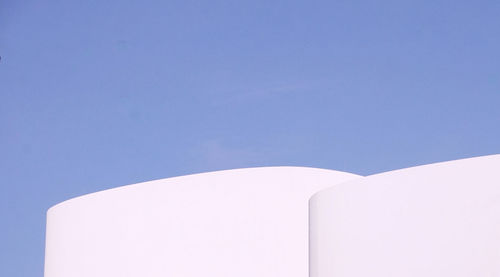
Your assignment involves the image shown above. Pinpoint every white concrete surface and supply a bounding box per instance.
[310,155,500,277]
[44,166,360,277]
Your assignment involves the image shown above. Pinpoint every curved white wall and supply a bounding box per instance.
[44,167,360,277]
[310,155,500,277]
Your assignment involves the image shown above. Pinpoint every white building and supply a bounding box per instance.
[44,167,359,277]
[45,155,500,277]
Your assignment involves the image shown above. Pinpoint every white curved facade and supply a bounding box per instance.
[45,155,500,277]
[44,167,360,277]
[310,155,500,277]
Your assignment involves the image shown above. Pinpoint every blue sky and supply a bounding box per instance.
[1,0,499,276]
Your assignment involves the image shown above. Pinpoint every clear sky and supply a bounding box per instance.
[1,0,499,276]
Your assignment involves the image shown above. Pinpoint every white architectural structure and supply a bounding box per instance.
[310,154,500,277]
[45,155,500,277]
[44,167,360,277]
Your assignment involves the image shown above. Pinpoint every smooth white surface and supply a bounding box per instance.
[44,166,360,277]
[310,155,500,277]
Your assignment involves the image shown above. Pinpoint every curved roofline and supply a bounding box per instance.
[48,165,360,214]
[309,153,500,202]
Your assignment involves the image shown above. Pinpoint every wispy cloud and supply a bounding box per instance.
[207,82,313,107]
